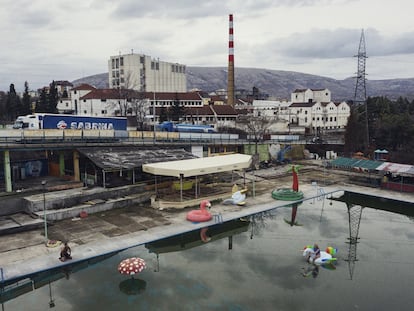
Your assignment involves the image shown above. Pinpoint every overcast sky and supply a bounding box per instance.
[1,0,414,92]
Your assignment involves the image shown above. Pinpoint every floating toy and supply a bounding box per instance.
[223,185,248,206]
[272,165,304,201]
[186,200,212,222]
[303,245,338,265]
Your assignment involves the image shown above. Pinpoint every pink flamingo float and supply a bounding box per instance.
[186,200,212,222]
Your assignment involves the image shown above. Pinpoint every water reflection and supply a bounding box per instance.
[145,219,250,255]
[283,202,303,226]
[119,278,146,295]
[248,209,277,239]
[48,281,55,308]
[2,191,414,310]
[331,191,414,280]
[0,252,118,305]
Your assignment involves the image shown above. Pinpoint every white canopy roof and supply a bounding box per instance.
[142,153,252,178]
[376,162,414,176]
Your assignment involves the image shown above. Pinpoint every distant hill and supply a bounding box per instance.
[72,67,414,102]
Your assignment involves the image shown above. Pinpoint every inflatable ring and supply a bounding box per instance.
[46,240,62,248]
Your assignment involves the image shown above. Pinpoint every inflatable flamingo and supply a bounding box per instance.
[186,200,212,222]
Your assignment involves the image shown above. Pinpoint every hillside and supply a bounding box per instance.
[72,67,414,102]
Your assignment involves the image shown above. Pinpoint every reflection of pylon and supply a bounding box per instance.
[345,202,363,280]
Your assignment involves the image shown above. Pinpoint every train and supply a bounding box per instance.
[156,121,216,133]
[12,114,127,131]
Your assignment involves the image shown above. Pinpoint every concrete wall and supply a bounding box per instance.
[24,183,148,213]
[0,196,26,216]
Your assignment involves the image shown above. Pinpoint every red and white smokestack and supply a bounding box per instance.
[227,14,235,106]
[228,14,234,63]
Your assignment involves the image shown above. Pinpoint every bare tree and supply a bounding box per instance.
[109,72,145,121]
[239,114,272,154]
[129,91,150,130]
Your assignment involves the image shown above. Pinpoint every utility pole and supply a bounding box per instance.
[354,29,369,152]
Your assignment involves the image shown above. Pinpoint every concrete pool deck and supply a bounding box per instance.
[1,169,413,285]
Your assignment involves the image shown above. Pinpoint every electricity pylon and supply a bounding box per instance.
[354,29,369,151]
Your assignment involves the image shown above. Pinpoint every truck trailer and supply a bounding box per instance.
[13,114,127,130]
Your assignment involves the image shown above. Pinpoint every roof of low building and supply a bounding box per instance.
[77,147,197,171]
[71,84,96,91]
[211,105,238,115]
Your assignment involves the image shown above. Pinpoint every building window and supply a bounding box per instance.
[120,57,123,66]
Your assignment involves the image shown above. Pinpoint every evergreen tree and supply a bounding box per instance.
[36,88,48,112]
[21,81,32,115]
[6,84,21,121]
[159,106,168,123]
[345,96,414,163]
[171,93,184,122]
[0,91,7,123]
[48,81,59,113]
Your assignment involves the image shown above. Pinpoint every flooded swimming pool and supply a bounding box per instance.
[2,192,414,310]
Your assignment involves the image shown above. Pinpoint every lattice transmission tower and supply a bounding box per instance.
[354,29,369,150]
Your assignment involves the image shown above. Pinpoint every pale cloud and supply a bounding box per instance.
[1,0,413,91]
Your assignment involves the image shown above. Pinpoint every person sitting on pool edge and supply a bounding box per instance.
[306,243,321,263]
[59,242,72,262]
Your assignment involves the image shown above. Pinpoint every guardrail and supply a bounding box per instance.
[0,129,343,146]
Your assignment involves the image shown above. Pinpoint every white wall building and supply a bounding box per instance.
[250,89,350,134]
[57,84,97,115]
[291,88,331,103]
[289,101,350,130]
[252,100,290,119]
[108,53,187,93]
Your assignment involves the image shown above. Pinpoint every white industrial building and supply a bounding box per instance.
[108,53,187,92]
[291,88,331,103]
[250,88,350,134]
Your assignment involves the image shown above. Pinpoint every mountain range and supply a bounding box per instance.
[72,67,414,102]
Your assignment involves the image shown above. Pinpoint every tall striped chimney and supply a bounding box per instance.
[227,14,235,106]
